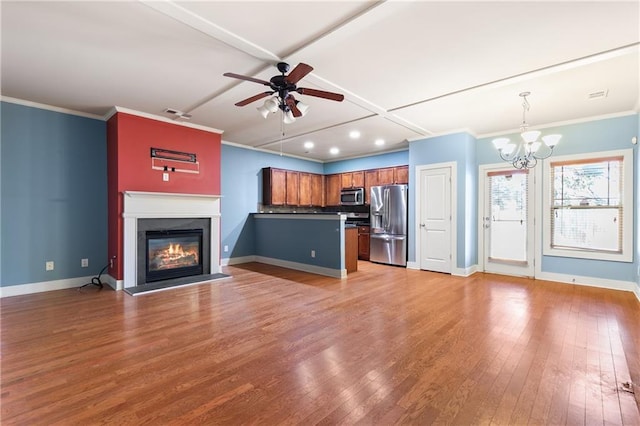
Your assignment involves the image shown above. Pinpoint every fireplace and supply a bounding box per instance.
[136,217,211,286]
[121,191,221,290]
[146,229,203,282]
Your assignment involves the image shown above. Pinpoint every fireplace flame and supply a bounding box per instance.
[151,242,199,270]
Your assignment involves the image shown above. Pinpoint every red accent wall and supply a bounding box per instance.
[107,112,222,280]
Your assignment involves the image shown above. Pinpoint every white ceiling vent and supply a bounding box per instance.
[163,108,192,120]
[587,89,609,100]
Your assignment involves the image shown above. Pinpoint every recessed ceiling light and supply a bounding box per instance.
[304,141,314,149]
[375,139,385,146]
[330,147,340,155]
[349,130,361,139]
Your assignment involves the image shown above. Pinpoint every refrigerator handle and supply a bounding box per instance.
[384,188,390,229]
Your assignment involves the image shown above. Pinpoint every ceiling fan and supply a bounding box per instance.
[223,62,344,118]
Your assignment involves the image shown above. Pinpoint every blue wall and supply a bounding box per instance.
[220,144,323,260]
[1,102,107,287]
[254,216,343,270]
[409,132,477,268]
[323,150,409,174]
[477,113,639,283]
[4,100,638,295]
[220,146,409,262]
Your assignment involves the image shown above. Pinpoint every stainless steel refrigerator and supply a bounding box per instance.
[370,184,408,266]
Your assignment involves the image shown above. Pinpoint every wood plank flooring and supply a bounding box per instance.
[1,261,639,425]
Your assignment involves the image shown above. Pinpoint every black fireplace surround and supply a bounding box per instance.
[137,218,211,285]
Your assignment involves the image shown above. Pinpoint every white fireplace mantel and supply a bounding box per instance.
[121,191,221,289]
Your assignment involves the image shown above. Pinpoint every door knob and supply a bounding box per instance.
[420,223,426,228]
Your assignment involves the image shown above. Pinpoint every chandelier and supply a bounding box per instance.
[256,95,309,124]
[492,92,561,169]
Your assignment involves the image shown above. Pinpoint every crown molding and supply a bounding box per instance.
[477,110,639,140]
[105,106,224,134]
[1,96,104,120]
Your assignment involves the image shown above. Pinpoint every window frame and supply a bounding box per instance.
[542,148,633,262]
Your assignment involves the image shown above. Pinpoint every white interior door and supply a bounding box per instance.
[419,167,451,273]
[480,167,534,277]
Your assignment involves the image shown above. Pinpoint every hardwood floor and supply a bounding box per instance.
[1,261,639,425]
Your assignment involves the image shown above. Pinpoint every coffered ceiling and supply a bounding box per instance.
[2,1,638,161]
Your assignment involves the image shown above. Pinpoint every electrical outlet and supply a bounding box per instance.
[81,258,89,268]
[224,245,229,253]
[311,250,316,258]
[45,261,54,271]
[163,172,169,182]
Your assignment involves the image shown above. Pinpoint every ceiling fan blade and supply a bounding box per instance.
[223,72,271,86]
[297,87,344,102]
[235,91,273,107]
[285,63,313,85]
[285,95,302,118]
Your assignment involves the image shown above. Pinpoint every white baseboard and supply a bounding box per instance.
[634,284,640,304]
[254,256,346,279]
[102,274,121,291]
[221,255,257,266]
[406,261,477,277]
[535,270,636,294]
[453,264,477,277]
[0,275,97,298]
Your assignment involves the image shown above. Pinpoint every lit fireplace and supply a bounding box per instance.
[145,229,203,282]
[136,217,211,285]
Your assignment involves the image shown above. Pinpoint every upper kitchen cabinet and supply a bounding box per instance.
[341,171,365,189]
[262,167,287,205]
[299,172,325,207]
[364,169,379,205]
[311,173,324,206]
[263,167,324,207]
[286,170,299,206]
[325,174,341,206]
[378,166,408,185]
[394,166,408,184]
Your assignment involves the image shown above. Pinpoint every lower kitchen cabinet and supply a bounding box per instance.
[357,225,370,260]
[345,227,358,273]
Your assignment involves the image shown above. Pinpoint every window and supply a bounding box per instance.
[543,149,632,262]
[488,169,529,263]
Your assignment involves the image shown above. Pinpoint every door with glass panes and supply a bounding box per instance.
[480,167,534,277]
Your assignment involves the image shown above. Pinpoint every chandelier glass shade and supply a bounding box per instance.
[257,96,309,123]
[492,92,561,169]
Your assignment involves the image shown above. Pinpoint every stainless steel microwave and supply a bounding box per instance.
[340,187,365,205]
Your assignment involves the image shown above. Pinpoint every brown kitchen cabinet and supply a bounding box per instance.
[377,167,395,185]
[364,169,379,205]
[286,170,299,205]
[376,166,408,186]
[341,171,365,189]
[298,172,312,206]
[394,165,408,184]
[357,225,370,260]
[262,167,287,205]
[325,174,341,206]
[311,173,324,206]
[345,227,358,273]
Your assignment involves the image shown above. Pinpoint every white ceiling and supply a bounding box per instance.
[2,1,639,162]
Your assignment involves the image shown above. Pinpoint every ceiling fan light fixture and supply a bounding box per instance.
[283,109,296,124]
[265,97,279,113]
[296,100,310,116]
[257,104,270,119]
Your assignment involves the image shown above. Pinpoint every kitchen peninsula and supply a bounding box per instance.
[252,213,357,278]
